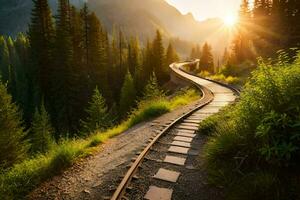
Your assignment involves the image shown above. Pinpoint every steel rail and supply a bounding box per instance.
[110,61,236,200]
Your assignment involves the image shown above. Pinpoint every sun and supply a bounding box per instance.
[223,14,238,27]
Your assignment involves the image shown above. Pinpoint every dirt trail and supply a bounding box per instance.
[28,98,202,200]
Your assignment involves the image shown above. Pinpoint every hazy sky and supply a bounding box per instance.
[165,0,244,21]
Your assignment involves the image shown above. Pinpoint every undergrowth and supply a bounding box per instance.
[201,52,300,200]
[0,88,200,199]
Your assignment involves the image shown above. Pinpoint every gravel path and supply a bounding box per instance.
[28,95,202,200]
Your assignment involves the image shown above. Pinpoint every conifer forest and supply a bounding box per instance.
[0,0,300,199]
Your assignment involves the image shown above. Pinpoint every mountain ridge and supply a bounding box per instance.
[0,0,230,56]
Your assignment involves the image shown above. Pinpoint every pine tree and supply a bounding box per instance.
[80,3,90,68]
[190,47,196,59]
[52,0,78,134]
[111,28,127,103]
[127,37,141,77]
[195,44,201,59]
[222,47,230,64]
[0,36,10,82]
[143,73,164,100]
[6,37,19,100]
[31,101,54,154]
[120,72,136,117]
[28,0,55,98]
[190,44,201,59]
[81,87,111,134]
[14,34,30,120]
[142,40,153,83]
[0,81,28,169]
[165,42,179,66]
[199,42,214,73]
[152,30,167,84]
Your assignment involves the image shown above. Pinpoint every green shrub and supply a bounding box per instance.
[0,88,200,199]
[203,52,300,199]
[198,106,232,136]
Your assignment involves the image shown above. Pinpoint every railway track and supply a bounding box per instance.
[110,61,238,200]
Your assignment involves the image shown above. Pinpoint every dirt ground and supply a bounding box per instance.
[28,97,202,200]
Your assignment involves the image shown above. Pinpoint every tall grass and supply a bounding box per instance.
[0,88,200,199]
[201,52,300,200]
[198,70,241,85]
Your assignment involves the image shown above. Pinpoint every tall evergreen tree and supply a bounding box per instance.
[31,101,54,154]
[80,3,90,68]
[0,36,10,82]
[52,0,78,134]
[165,42,179,66]
[127,37,141,77]
[143,73,164,100]
[81,87,111,134]
[152,30,167,84]
[199,42,214,73]
[142,40,153,83]
[14,34,30,120]
[28,0,55,100]
[6,37,19,99]
[0,81,28,169]
[222,47,230,65]
[190,44,201,59]
[119,72,136,117]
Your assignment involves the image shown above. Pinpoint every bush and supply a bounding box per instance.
[0,88,200,199]
[198,106,231,136]
[203,52,300,199]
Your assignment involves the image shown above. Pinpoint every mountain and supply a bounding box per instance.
[0,0,83,36]
[0,0,232,56]
[88,0,232,56]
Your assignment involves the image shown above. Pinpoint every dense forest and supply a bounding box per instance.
[0,0,180,170]
[229,0,300,62]
[188,0,300,84]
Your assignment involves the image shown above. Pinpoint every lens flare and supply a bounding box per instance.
[223,14,238,27]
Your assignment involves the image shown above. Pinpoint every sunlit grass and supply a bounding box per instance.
[199,70,241,85]
[0,88,200,199]
[202,52,300,199]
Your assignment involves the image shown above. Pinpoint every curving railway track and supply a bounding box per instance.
[111,61,239,200]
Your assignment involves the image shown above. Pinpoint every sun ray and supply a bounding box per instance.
[223,14,238,27]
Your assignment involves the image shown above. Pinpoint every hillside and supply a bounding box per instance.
[0,0,231,55]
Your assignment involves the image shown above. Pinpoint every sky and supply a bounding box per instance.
[165,0,244,21]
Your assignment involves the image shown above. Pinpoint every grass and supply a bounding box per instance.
[198,71,241,86]
[200,52,300,200]
[0,88,200,199]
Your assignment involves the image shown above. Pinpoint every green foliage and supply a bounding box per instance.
[127,99,170,128]
[31,102,54,154]
[0,139,87,199]
[198,107,232,136]
[0,88,199,199]
[81,87,111,134]
[143,74,165,100]
[127,88,199,128]
[0,36,10,82]
[203,52,300,199]
[152,30,168,84]
[198,70,240,85]
[168,89,199,109]
[0,81,28,169]
[165,42,179,66]
[120,72,137,117]
[199,42,214,73]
